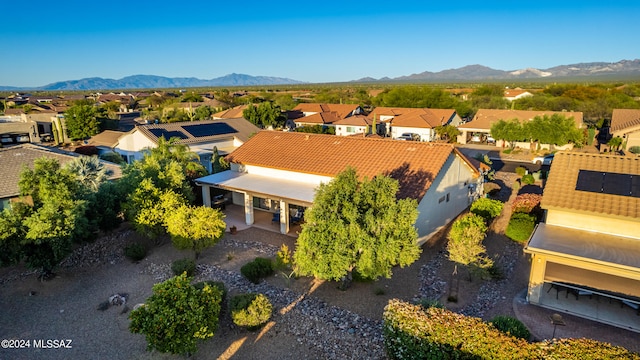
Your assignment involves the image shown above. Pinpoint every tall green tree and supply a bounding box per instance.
[64,101,100,140]
[18,158,89,277]
[447,213,492,280]
[166,205,226,259]
[211,146,229,174]
[243,102,286,128]
[490,118,525,149]
[129,273,223,356]
[293,168,421,288]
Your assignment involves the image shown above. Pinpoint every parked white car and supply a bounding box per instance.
[532,153,555,165]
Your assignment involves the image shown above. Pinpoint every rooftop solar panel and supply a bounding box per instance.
[148,129,188,140]
[576,170,640,198]
[182,123,237,138]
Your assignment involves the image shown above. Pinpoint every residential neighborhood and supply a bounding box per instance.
[1,83,640,359]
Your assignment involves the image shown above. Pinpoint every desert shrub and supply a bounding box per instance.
[129,273,223,355]
[273,244,292,271]
[230,293,272,330]
[505,213,536,243]
[240,257,274,284]
[521,174,535,185]
[171,258,196,277]
[629,146,640,154]
[194,281,226,300]
[512,193,542,214]
[99,151,126,165]
[470,198,504,222]
[488,263,504,280]
[483,181,501,196]
[124,242,147,262]
[490,315,531,340]
[515,166,527,176]
[502,148,512,154]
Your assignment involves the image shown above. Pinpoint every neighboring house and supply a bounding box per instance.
[457,109,584,146]
[195,131,483,242]
[0,114,55,145]
[524,152,640,331]
[212,105,250,119]
[503,88,534,101]
[0,144,122,210]
[333,115,373,136]
[610,109,640,151]
[86,130,128,155]
[113,118,260,173]
[290,103,365,129]
[367,107,461,140]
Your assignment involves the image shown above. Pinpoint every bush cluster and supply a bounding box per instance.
[240,257,274,284]
[505,213,536,243]
[470,198,504,222]
[515,166,527,176]
[230,293,273,330]
[629,146,640,154]
[490,315,531,340]
[124,242,147,262]
[194,280,227,301]
[512,193,543,216]
[521,173,535,185]
[383,299,639,360]
[171,258,196,277]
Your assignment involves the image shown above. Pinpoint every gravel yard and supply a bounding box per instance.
[1,171,638,359]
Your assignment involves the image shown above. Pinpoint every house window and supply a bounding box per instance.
[346,127,355,133]
[446,193,450,202]
[438,195,445,203]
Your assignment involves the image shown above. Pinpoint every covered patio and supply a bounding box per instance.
[196,170,315,236]
[524,223,640,332]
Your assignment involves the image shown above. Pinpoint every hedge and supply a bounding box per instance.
[470,198,504,222]
[505,213,536,243]
[383,299,640,360]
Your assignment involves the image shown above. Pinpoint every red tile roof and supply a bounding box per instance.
[541,152,640,219]
[392,108,455,128]
[226,131,479,200]
[213,105,250,119]
[332,114,372,126]
[293,103,361,119]
[294,112,341,125]
[610,109,640,132]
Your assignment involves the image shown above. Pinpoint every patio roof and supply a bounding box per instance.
[195,170,318,204]
[525,223,640,270]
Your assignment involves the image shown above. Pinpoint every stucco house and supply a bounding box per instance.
[503,88,534,101]
[368,107,461,141]
[333,115,373,136]
[457,109,584,147]
[290,103,365,129]
[524,152,640,331]
[113,118,259,172]
[195,131,483,243]
[610,109,640,151]
[0,144,122,210]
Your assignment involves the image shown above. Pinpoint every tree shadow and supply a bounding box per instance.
[384,162,434,200]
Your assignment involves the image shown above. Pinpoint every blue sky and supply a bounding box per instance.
[2,1,639,87]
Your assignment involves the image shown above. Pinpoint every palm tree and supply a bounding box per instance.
[65,156,110,192]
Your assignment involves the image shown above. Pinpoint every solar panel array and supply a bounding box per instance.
[182,123,237,138]
[576,170,640,198]
[149,129,188,140]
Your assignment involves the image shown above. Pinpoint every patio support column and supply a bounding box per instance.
[527,253,547,304]
[458,130,468,144]
[202,185,211,207]
[244,193,254,225]
[279,200,289,234]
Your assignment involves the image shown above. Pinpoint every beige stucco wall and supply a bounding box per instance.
[415,154,479,244]
[546,209,640,239]
[335,125,367,137]
[391,126,435,142]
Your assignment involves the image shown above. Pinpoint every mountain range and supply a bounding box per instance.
[2,59,640,90]
[355,59,640,82]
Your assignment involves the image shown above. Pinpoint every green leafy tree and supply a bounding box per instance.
[490,119,525,149]
[211,146,229,174]
[294,167,421,287]
[0,204,31,266]
[129,273,223,356]
[194,105,213,120]
[525,114,583,148]
[18,158,89,277]
[373,86,459,109]
[181,92,204,103]
[608,136,623,151]
[166,205,226,259]
[64,101,100,140]
[447,213,493,280]
[435,124,461,143]
[243,102,286,128]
